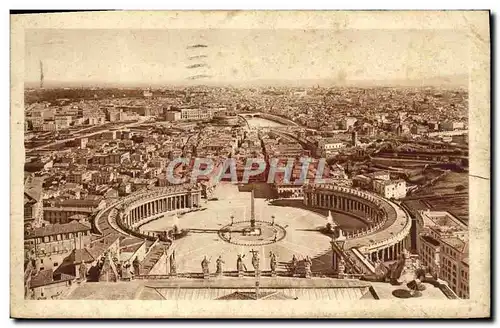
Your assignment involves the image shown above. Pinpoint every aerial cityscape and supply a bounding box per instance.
[23,28,469,302]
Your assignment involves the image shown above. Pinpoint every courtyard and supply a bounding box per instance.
[141,183,367,274]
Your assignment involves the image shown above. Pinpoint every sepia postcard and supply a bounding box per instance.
[10,10,490,318]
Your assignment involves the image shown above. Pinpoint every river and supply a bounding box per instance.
[245,116,285,128]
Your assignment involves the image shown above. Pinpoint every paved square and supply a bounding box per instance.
[142,183,336,274]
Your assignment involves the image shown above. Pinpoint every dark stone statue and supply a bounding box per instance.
[170,252,177,274]
[201,256,210,275]
[216,256,225,275]
[304,256,312,278]
[269,251,277,273]
[79,262,87,281]
[251,249,260,272]
[132,256,140,276]
[237,254,246,272]
[291,254,298,275]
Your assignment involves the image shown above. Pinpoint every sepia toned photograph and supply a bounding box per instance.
[10,11,490,318]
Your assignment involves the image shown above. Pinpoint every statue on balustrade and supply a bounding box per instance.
[216,255,225,276]
[237,254,246,274]
[250,249,260,273]
[304,256,312,278]
[337,258,346,276]
[290,254,298,275]
[78,262,88,281]
[169,251,177,275]
[121,263,132,281]
[132,256,140,276]
[201,256,211,276]
[406,268,427,297]
[269,251,277,274]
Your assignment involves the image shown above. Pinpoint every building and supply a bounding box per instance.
[24,221,92,272]
[24,177,44,230]
[42,121,57,132]
[80,137,88,149]
[54,198,106,211]
[164,110,181,122]
[366,171,391,181]
[91,171,115,185]
[90,152,130,165]
[351,131,358,147]
[67,171,92,184]
[440,121,466,131]
[416,210,469,298]
[88,117,106,125]
[27,269,75,300]
[410,124,429,135]
[274,183,304,198]
[164,107,215,121]
[102,131,117,140]
[418,233,441,273]
[440,237,469,298]
[372,179,406,199]
[323,141,346,155]
[143,88,153,98]
[180,108,212,121]
[417,210,468,250]
[43,207,93,225]
[342,117,358,130]
[352,174,372,189]
[54,115,72,130]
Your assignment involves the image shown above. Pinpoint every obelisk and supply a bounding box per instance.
[250,188,255,228]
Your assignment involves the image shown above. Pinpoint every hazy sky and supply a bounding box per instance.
[25,29,469,85]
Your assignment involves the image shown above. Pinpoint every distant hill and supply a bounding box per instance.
[24,74,468,90]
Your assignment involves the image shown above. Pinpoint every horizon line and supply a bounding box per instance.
[24,75,469,89]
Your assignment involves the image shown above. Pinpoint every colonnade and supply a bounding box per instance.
[367,237,410,262]
[123,193,201,226]
[304,191,382,222]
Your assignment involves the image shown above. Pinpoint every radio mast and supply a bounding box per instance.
[39,60,44,89]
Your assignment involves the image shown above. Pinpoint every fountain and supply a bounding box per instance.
[169,212,188,240]
[321,210,337,235]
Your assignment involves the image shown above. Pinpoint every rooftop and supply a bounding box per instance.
[25,176,44,202]
[373,179,406,186]
[26,221,91,239]
[441,237,469,253]
[420,210,467,230]
[30,268,75,289]
[43,207,93,213]
[421,234,440,247]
